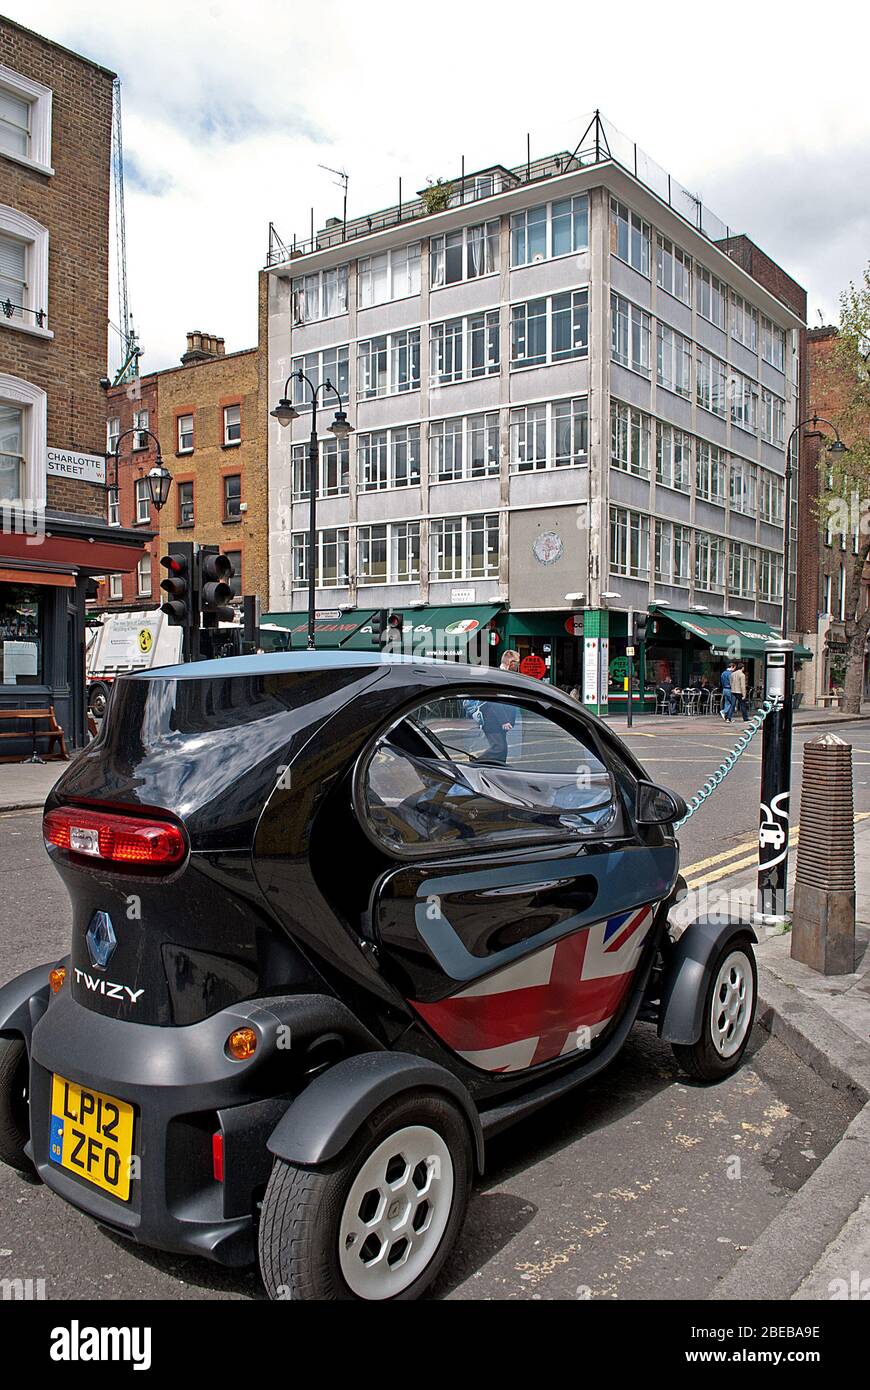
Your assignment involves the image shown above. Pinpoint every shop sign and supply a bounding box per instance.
[450,587,475,603]
[564,614,583,636]
[520,653,547,680]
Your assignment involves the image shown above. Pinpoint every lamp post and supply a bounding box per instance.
[106,428,173,513]
[271,370,353,650]
[782,414,848,640]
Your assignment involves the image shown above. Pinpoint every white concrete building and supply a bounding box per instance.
[265,114,805,713]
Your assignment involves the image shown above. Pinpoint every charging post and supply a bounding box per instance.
[756,639,795,927]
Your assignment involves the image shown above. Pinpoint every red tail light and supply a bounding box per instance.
[43,806,187,868]
[212,1132,224,1183]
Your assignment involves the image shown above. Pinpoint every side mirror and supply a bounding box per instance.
[635,780,688,826]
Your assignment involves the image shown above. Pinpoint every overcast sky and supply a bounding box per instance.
[8,0,870,371]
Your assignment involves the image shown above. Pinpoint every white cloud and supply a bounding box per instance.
[6,0,870,368]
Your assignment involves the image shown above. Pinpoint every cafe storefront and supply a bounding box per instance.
[0,511,152,755]
[262,604,505,663]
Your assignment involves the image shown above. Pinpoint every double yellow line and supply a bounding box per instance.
[680,811,870,889]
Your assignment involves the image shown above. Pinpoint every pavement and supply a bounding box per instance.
[0,757,70,812]
[677,818,870,1301]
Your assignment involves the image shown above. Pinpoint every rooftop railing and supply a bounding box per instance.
[266,110,733,269]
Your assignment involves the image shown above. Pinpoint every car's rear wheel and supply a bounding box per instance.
[0,1036,32,1172]
[671,938,757,1081]
[258,1091,472,1301]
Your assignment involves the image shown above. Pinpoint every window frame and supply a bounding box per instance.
[357,520,421,585]
[430,513,500,581]
[0,204,50,336]
[0,65,53,174]
[610,199,651,276]
[291,345,350,410]
[136,553,152,598]
[609,506,650,579]
[134,476,151,524]
[0,373,46,507]
[359,241,422,307]
[610,400,651,478]
[177,479,195,527]
[511,290,588,370]
[177,413,194,453]
[655,235,691,304]
[430,412,500,483]
[223,403,241,445]
[291,527,351,587]
[357,329,420,400]
[223,472,242,521]
[510,195,589,267]
[610,292,651,376]
[430,221,499,288]
[291,435,350,500]
[291,264,349,324]
[430,310,500,385]
[656,320,692,398]
[510,397,588,473]
[357,425,421,492]
[695,265,727,330]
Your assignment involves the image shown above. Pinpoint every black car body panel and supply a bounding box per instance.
[0,651,721,1266]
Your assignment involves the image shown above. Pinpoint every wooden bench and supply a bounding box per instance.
[0,706,69,762]
[817,694,842,709]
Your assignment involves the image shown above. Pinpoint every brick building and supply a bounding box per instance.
[156,309,268,606]
[0,16,150,749]
[100,371,161,608]
[798,326,870,700]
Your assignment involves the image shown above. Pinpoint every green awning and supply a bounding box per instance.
[341,604,503,655]
[650,607,811,661]
[261,609,377,648]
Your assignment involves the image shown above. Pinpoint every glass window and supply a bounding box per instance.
[0,89,31,159]
[759,470,784,524]
[177,414,194,452]
[696,350,727,417]
[136,554,152,597]
[291,528,350,587]
[656,424,692,492]
[430,221,499,288]
[292,265,348,323]
[106,416,121,454]
[610,199,650,275]
[610,507,650,578]
[510,196,588,266]
[360,695,617,856]
[108,574,123,600]
[730,293,759,350]
[223,550,242,597]
[731,374,759,433]
[729,542,756,598]
[357,427,420,491]
[292,346,350,409]
[358,330,420,399]
[223,473,242,519]
[694,532,725,591]
[511,399,587,471]
[359,243,421,306]
[107,486,120,527]
[430,414,499,483]
[656,236,691,304]
[610,293,650,376]
[223,403,241,444]
[134,476,150,523]
[729,458,756,516]
[0,232,27,321]
[762,317,786,371]
[761,389,785,446]
[0,584,43,685]
[695,440,726,504]
[358,522,420,584]
[0,402,25,501]
[511,292,587,368]
[430,514,499,580]
[610,400,650,477]
[654,520,691,586]
[656,322,691,397]
[695,266,727,329]
[431,312,498,385]
[178,480,194,525]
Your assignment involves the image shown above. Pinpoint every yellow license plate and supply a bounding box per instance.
[49,1074,135,1202]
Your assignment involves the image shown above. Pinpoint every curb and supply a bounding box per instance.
[0,801,45,814]
[709,963,870,1300]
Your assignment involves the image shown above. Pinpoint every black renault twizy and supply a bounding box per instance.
[0,653,757,1300]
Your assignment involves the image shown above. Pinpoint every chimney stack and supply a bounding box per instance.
[181,331,226,365]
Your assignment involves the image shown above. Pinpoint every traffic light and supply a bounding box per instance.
[160,542,195,627]
[632,611,649,646]
[371,608,403,649]
[198,547,236,625]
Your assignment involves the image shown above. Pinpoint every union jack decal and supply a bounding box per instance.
[412,904,655,1073]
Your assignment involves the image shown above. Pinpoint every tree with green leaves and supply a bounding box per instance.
[812,266,870,713]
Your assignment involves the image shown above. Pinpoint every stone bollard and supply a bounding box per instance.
[791,733,856,974]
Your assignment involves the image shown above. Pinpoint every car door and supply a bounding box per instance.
[356,687,678,1074]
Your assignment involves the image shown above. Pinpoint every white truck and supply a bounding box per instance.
[85,609,183,717]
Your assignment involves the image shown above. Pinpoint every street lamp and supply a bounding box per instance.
[782,414,848,639]
[271,369,353,650]
[106,428,172,513]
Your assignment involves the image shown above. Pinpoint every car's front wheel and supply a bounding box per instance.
[258,1090,472,1301]
[671,937,757,1081]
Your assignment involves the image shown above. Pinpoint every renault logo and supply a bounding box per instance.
[85,911,117,970]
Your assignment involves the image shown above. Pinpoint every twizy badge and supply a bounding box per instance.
[73,968,144,1005]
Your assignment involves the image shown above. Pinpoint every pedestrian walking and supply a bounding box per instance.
[479,649,521,763]
[731,662,749,720]
[720,663,735,722]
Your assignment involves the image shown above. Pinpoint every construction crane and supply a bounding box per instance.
[111,78,141,385]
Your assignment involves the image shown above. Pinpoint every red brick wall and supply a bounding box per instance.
[96,374,161,608]
[0,17,114,516]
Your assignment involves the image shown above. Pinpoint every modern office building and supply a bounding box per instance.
[265,114,806,712]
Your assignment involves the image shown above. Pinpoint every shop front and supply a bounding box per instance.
[0,513,151,756]
[501,611,584,691]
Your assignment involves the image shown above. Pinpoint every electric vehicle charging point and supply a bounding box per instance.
[755,639,795,929]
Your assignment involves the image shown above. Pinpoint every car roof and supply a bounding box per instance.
[133,651,522,683]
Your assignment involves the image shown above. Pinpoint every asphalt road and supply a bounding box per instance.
[0,717,865,1300]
